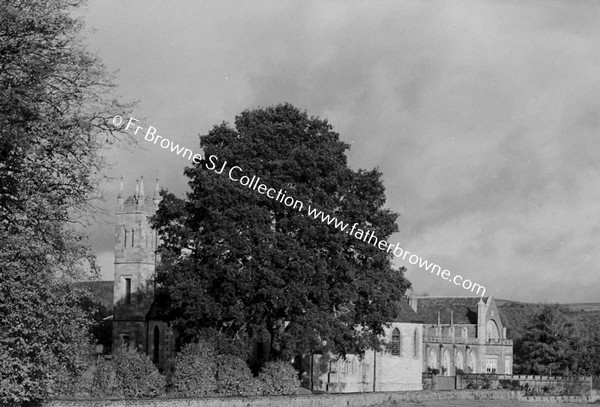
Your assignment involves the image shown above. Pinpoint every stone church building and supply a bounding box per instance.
[412,296,513,376]
[111,177,176,368]
[313,301,424,392]
[108,178,513,391]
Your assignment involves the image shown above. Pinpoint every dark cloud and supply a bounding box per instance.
[84,0,600,303]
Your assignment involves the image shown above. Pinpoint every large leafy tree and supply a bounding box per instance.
[152,103,411,362]
[0,0,129,403]
[513,305,600,376]
[514,305,580,375]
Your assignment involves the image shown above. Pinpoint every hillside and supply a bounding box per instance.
[497,299,600,341]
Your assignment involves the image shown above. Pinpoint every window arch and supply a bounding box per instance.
[455,350,465,371]
[427,347,438,369]
[486,320,500,341]
[442,349,451,376]
[391,328,401,356]
[467,350,477,372]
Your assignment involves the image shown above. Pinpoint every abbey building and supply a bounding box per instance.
[109,178,513,391]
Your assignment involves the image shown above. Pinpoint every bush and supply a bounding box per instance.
[91,359,118,397]
[258,361,299,395]
[91,347,165,398]
[169,341,218,396]
[215,354,262,396]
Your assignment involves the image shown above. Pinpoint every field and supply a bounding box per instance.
[372,400,588,407]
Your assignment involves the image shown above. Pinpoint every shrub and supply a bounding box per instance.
[91,359,118,397]
[215,354,262,396]
[259,361,299,395]
[113,347,165,398]
[91,347,165,398]
[169,341,218,396]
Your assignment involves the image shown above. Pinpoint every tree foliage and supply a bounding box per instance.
[258,361,299,395]
[514,305,600,376]
[168,341,218,396]
[514,305,581,375]
[152,103,411,361]
[91,347,165,398]
[0,0,130,403]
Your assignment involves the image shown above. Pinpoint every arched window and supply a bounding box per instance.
[124,229,127,247]
[467,350,476,372]
[428,347,438,369]
[131,229,135,247]
[455,350,465,371]
[391,328,401,356]
[413,329,419,357]
[153,326,160,363]
[442,349,451,376]
[486,320,500,341]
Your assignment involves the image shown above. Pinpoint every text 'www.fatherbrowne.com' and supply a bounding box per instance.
[114,115,486,297]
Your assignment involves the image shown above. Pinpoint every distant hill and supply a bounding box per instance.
[561,303,600,313]
[497,299,600,341]
[497,300,551,340]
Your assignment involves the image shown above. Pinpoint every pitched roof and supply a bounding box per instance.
[414,296,488,325]
[391,300,424,323]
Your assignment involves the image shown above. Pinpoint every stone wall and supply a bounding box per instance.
[457,373,592,396]
[46,389,518,407]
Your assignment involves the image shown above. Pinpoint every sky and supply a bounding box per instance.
[82,0,600,303]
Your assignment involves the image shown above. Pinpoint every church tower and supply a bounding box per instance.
[112,177,161,352]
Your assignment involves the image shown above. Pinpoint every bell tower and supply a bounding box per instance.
[112,177,161,352]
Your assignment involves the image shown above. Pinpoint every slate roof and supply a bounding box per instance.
[414,296,489,325]
[390,300,424,323]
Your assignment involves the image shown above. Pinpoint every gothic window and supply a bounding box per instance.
[455,350,465,371]
[124,229,127,247]
[153,326,160,363]
[467,350,476,372]
[442,349,451,376]
[124,277,131,305]
[131,229,135,247]
[428,347,438,369]
[413,329,419,357]
[391,328,401,356]
[486,320,500,341]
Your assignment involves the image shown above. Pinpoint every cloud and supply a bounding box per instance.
[85,0,600,302]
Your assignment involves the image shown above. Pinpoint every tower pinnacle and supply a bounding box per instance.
[134,179,140,199]
[117,177,124,198]
[139,176,145,197]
